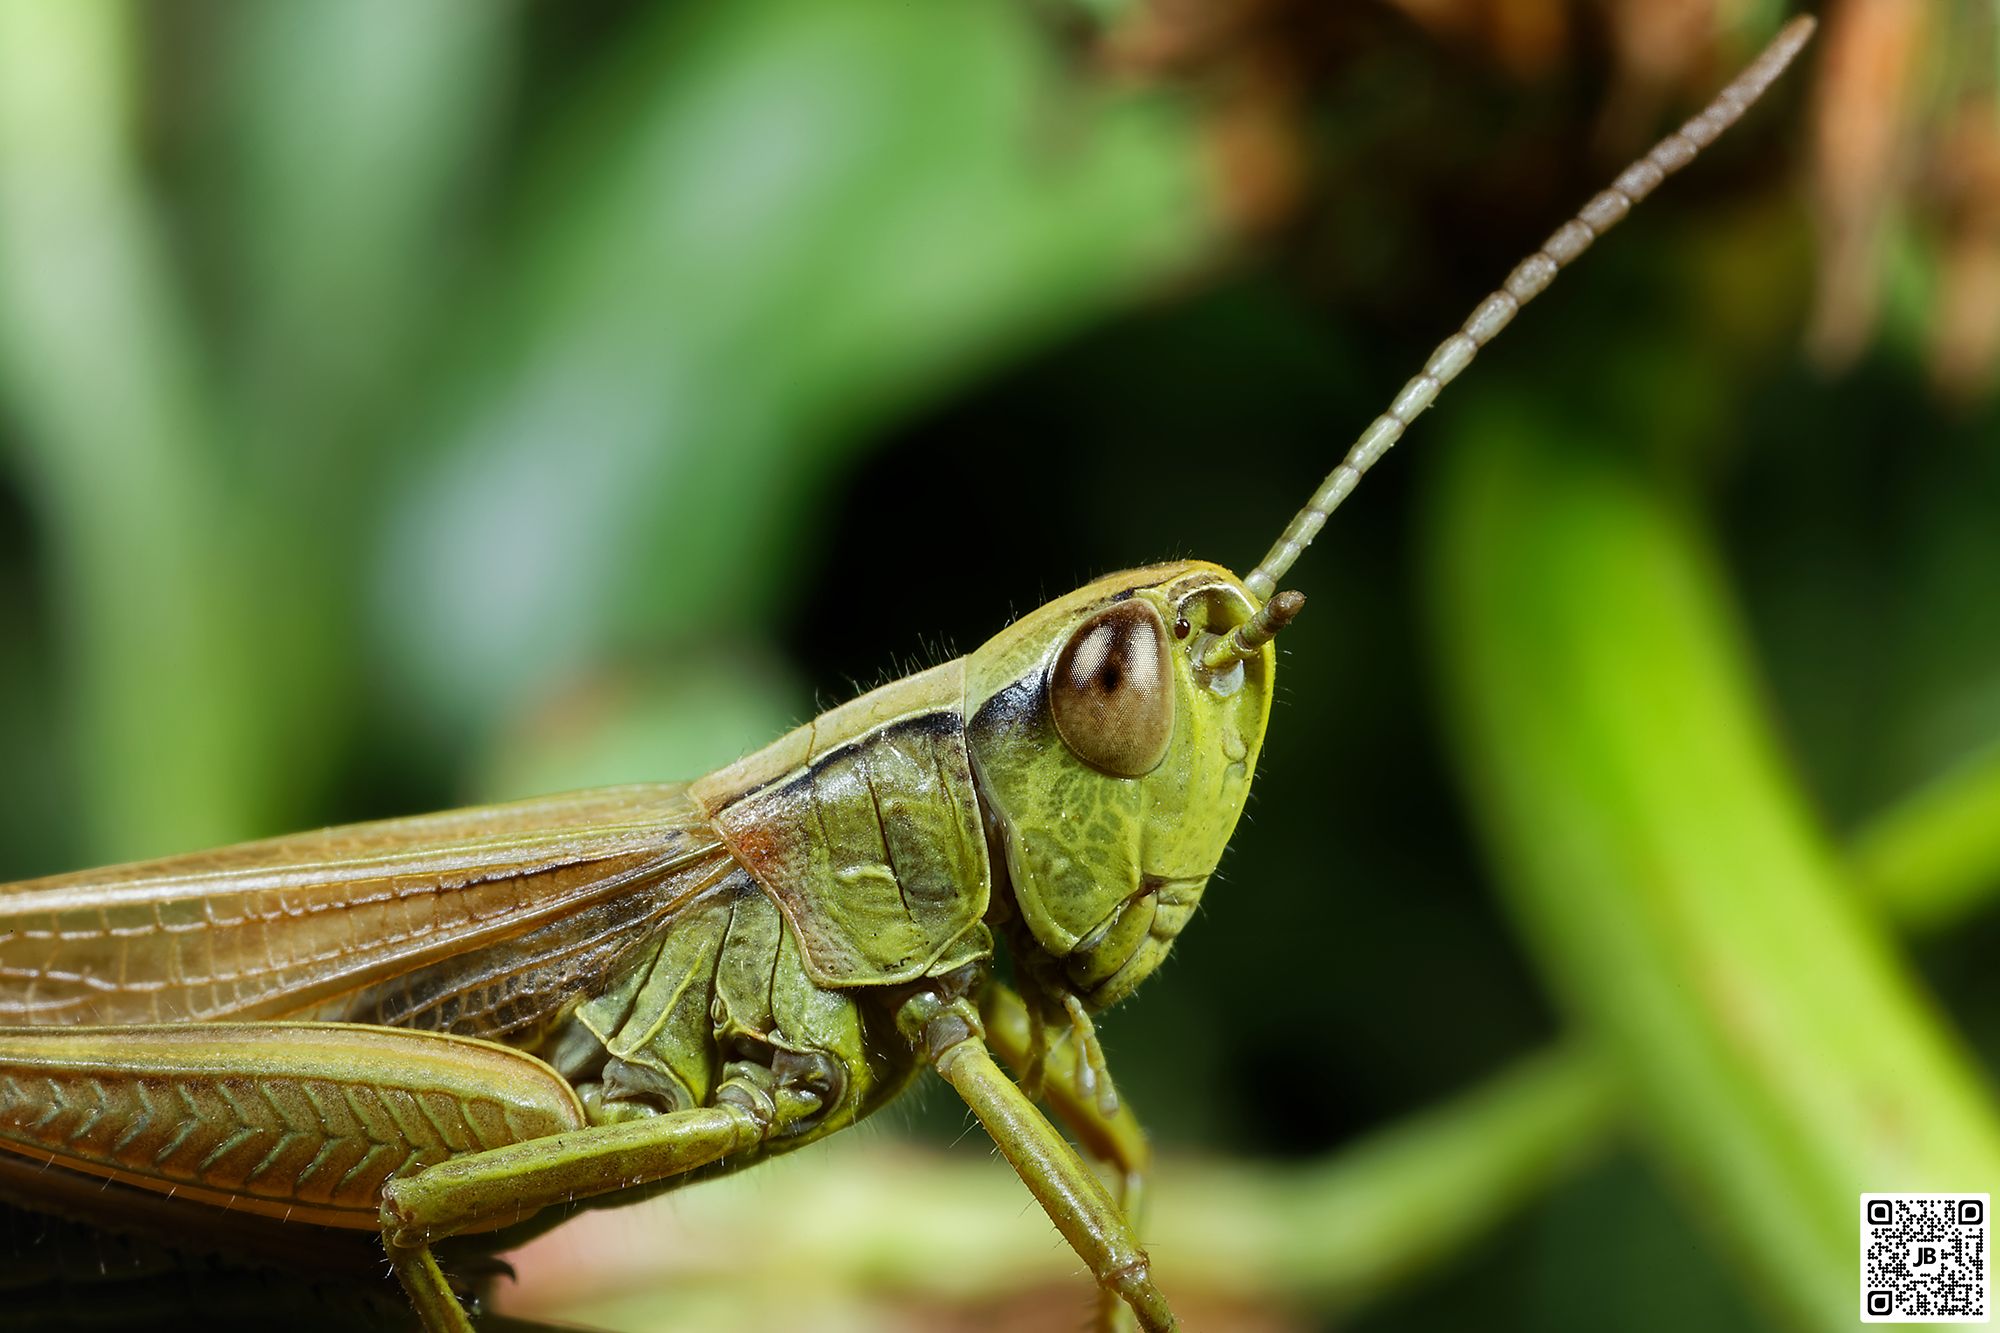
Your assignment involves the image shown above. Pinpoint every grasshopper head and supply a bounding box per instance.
[955,11,1819,1019]
[964,562,1294,1010]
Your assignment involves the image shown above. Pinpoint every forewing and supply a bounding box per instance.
[0,784,730,1026]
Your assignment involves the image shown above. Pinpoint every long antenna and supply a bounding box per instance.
[1243,15,1817,604]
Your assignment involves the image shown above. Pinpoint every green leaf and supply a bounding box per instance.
[1425,396,2000,1329]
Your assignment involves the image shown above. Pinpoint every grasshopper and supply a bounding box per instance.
[0,17,1813,1332]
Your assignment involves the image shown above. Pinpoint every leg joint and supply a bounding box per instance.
[894,988,986,1066]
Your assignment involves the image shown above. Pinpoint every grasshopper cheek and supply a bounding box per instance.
[1049,601,1175,778]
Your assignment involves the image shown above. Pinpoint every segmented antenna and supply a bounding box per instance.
[1201,589,1306,668]
[1243,15,1817,604]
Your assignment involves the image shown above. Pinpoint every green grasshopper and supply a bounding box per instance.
[0,18,1812,1332]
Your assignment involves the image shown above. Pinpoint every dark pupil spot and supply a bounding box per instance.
[1100,662,1122,692]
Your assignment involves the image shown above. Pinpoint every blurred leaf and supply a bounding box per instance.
[199,1,527,824]
[1853,740,2000,930]
[372,0,1210,736]
[0,2,263,857]
[1425,385,2000,1329]
[217,0,519,463]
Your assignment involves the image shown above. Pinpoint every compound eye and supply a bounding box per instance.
[1050,601,1175,778]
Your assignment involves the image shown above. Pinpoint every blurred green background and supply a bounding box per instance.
[0,1,1996,1330]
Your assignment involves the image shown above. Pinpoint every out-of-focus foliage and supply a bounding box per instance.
[1427,372,2000,1330]
[0,0,1208,866]
[0,2,1996,1331]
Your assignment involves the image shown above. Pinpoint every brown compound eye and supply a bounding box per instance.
[1049,601,1175,778]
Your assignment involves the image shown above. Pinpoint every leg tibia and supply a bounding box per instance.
[928,1019,1177,1333]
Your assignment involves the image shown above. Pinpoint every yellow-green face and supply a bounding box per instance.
[964,561,1277,1009]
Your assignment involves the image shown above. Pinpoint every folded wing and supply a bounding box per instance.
[0,785,733,1033]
